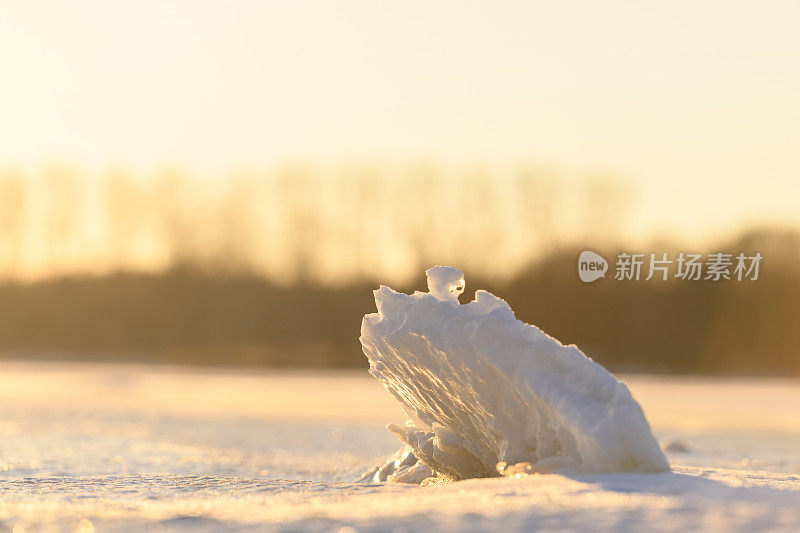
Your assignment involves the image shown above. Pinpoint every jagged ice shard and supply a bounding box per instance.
[360,266,669,483]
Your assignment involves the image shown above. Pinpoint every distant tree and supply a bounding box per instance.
[214,174,258,273]
[0,171,27,278]
[273,165,325,284]
[580,175,633,246]
[515,167,560,256]
[154,170,202,270]
[105,169,142,269]
[43,165,82,272]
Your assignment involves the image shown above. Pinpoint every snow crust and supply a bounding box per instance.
[361,266,669,481]
[2,361,800,531]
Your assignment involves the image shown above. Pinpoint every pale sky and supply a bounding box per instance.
[1,1,799,243]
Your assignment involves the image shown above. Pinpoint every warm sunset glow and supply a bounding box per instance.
[0,1,798,278]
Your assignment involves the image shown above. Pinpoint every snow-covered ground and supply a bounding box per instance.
[0,361,799,532]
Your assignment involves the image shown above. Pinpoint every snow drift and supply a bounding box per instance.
[360,266,669,483]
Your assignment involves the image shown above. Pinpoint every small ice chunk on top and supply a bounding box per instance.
[425,265,465,302]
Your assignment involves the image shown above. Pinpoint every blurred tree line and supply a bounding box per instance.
[0,164,628,284]
[0,166,797,375]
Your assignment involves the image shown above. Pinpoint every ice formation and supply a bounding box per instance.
[360,266,669,483]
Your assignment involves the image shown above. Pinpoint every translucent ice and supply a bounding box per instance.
[360,266,670,482]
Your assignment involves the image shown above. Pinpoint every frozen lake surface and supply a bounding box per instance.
[1,361,799,532]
